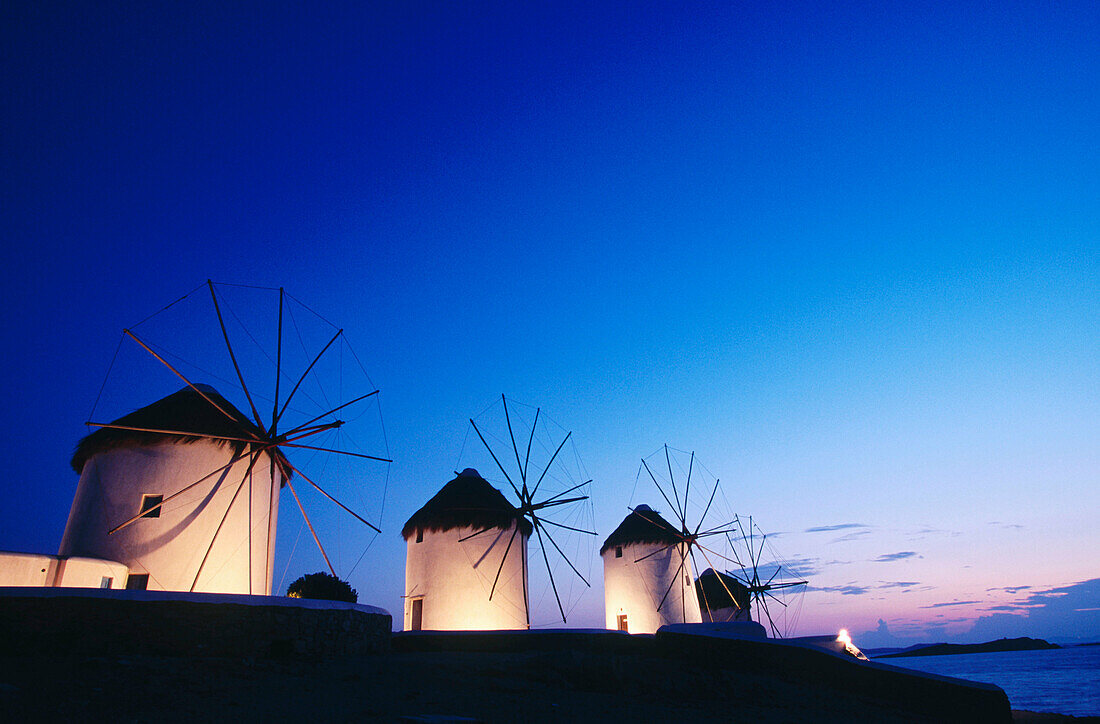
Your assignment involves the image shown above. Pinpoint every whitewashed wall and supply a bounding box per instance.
[54,556,130,588]
[603,541,702,634]
[59,441,281,594]
[404,522,529,631]
[0,552,54,587]
[0,552,128,589]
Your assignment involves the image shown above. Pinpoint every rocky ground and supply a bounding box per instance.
[2,593,1088,721]
[0,647,1062,723]
[1013,713,1100,723]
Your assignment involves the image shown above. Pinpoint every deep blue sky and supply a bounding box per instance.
[2,2,1097,640]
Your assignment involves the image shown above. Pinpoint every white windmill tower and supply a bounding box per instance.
[602,446,743,634]
[402,396,595,630]
[601,504,700,633]
[695,568,751,624]
[401,468,531,631]
[61,281,391,595]
[61,384,287,593]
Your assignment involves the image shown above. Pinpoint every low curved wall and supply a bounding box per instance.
[0,552,128,589]
[0,587,390,658]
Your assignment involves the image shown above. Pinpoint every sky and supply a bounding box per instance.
[2,1,1097,643]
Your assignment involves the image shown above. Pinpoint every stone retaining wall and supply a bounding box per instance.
[0,588,390,658]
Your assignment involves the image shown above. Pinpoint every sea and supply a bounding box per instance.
[879,645,1100,717]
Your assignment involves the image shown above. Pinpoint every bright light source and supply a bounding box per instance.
[836,628,851,645]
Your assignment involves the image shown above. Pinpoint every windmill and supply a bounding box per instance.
[61,281,390,595]
[724,515,808,638]
[459,395,596,627]
[603,445,744,633]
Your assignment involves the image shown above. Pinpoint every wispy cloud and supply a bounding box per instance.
[906,526,960,540]
[987,521,1024,530]
[967,578,1100,641]
[832,529,873,544]
[812,584,870,596]
[811,580,922,597]
[986,585,1032,594]
[804,523,869,533]
[730,555,820,580]
[872,551,919,563]
[921,600,982,609]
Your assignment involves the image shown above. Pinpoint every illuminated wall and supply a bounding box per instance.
[59,441,281,594]
[700,604,750,624]
[403,521,529,631]
[0,552,128,588]
[603,541,702,634]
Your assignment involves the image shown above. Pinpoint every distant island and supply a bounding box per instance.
[877,637,1060,658]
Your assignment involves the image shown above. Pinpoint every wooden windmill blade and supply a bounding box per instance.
[74,282,392,595]
[208,283,392,580]
[465,395,597,627]
[649,456,808,632]
[723,517,809,638]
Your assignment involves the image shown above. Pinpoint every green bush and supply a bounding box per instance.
[286,571,358,603]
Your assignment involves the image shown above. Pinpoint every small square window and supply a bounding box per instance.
[415,528,424,543]
[615,546,623,558]
[125,573,149,590]
[100,577,113,589]
[139,494,163,519]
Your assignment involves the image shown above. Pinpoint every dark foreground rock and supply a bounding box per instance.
[1013,711,1100,723]
[394,629,1010,722]
[0,592,1014,722]
[0,646,1017,723]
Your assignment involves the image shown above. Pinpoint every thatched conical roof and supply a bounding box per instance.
[72,384,289,477]
[695,567,750,610]
[600,504,682,555]
[402,468,532,540]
